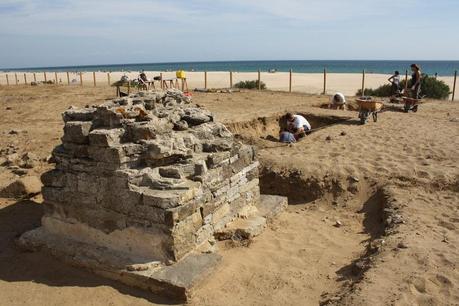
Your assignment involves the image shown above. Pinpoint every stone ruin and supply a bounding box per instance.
[19,89,287,301]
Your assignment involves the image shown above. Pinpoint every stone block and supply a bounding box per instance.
[42,186,65,204]
[63,121,93,144]
[159,167,183,179]
[87,146,124,164]
[93,106,124,128]
[171,211,203,260]
[206,152,230,169]
[141,184,202,209]
[62,143,90,158]
[41,170,66,188]
[89,128,124,147]
[63,107,96,122]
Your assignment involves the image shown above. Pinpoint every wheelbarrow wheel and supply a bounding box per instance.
[412,105,418,113]
[372,112,378,122]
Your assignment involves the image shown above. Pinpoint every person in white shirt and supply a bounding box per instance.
[286,113,311,140]
[329,92,346,109]
[388,71,401,95]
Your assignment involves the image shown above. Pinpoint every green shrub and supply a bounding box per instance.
[356,84,393,97]
[234,80,266,90]
[418,75,450,99]
[356,74,450,100]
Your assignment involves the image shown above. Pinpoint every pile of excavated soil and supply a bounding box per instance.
[0,86,458,305]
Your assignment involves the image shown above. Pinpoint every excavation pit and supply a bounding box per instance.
[225,113,351,145]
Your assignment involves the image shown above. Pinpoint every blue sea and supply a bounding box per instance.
[3,60,459,76]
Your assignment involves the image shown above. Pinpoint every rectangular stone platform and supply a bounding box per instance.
[18,194,287,302]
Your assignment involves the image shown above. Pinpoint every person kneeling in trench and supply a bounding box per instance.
[279,113,311,143]
[329,92,346,110]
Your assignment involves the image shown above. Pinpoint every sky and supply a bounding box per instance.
[0,0,458,68]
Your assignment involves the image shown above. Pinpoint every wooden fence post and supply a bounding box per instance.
[33,73,36,82]
[452,70,457,101]
[204,71,208,89]
[66,72,70,85]
[55,72,58,84]
[79,72,83,86]
[44,72,47,82]
[24,73,27,85]
[15,73,18,85]
[404,70,408,92]
[361,69,366,96]
[230,71,233,88]
[323,68,327,95]
[93,72,96,87]
[160,73,163,89]
[258,70,261,90]
[289,69,292,93]
[107,72,111,85]
[6,74,9,86]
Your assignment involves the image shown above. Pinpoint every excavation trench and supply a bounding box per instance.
[225,114,393,302]
[257,167,390,304]
[225,113,350,146]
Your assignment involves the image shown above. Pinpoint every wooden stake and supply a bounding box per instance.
[55,72,58,85]
[93,72,96,87]
[323,68,327,94]
[79,72,83,86]
[33,73,36,82]
[66,72,70,85]
[44,72,47,82]
[258,70,261,90]
[15,73,18,85]
[6,74,9,86]
[404,70,409,92]
[107,72,111,85]
[230,71,233,88]
[289,69,292,93]
[452,70,457,101]
[361,69,366,96]
[204,71,208,89]
[160,73,163,89]
[24,73,27,84]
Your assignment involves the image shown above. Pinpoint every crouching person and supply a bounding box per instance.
[279,112,311,143]
[329,92,346,110]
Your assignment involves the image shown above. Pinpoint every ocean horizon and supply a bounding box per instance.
[2,60,459,76]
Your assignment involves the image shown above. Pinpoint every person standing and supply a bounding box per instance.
[388,71,401,95]
[410,64,422,99]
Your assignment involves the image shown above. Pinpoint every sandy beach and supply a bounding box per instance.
[0,85,458,305]
[0,71,456,98]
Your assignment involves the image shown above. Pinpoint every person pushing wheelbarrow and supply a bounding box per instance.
[402,64,422,112]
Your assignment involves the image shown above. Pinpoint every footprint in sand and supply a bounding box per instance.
[438,220,456,231]
[411,277,427,293]
[434,274,453,288]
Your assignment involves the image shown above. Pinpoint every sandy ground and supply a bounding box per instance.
[0,71,456,98]
[0,85,458,305]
